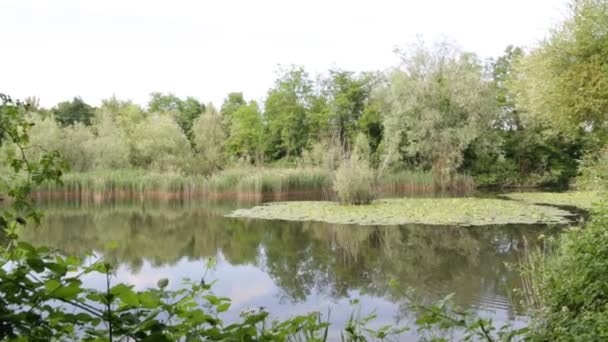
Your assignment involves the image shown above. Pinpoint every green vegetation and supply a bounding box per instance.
[4,0,608,340]
[333,138,376,205]
[228,198,573,226]
[5,0,606,194]
[522,205,608,340]
[504,191,601,210]
[34,167,333,200]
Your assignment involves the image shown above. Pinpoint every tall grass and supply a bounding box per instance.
[33,168,476,201]
[34,168,333,201]
[380,170,475,195]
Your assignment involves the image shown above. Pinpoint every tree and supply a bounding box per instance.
[226,101,263,162]
[512,0,608,143]
[98,96,146,136]
[264,66,313,159]
[323,70,374,150]
[462,45,582,187]
[220,92,247,133]
[130,114,192,171]
[380,41,496,184]
[148,92,205,138]
[52,97,95,126]
[191,104,226,173]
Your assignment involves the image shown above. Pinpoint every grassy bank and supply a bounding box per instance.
[32,168,477,201]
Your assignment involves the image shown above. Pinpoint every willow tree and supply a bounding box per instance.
[192,104,226,173]
[512,0,608,145]
[380,41,496,184]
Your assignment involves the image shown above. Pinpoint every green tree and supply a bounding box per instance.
[220,92,246,133]
[191,104,227,173]
[98,96,146,136]
[264,66,313,159]
[148,92,205,138]
[512,0,608,143]
[226,101,263,162]
[130,114,193,171]
[323,70,375,150]
[380,41,496,184]
[52,96,95,126]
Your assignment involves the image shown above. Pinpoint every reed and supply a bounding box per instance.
[379,170,475,195]
[33,168,475,201]
[34,167,333,201]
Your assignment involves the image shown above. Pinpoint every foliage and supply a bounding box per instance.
[333,146,376,205]
[52,97,96,127]
[130,114,192,171]
[322,70,376,150]
[264,66,313,159]
[524,201,608,340]
[226,101,264,163]
[512,0,608,141]
[577,146,608,190]
[380,41,496,185]
[148,92,205,138]
[219,92,246,133]
[0,94,66,227]
[191,104,227,174]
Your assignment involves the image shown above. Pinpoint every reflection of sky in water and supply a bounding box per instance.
[79,252,527,341]
[27,199,548,340]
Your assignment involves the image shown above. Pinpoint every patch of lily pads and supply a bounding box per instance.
[504,191,601,210]
[227,198,574,226]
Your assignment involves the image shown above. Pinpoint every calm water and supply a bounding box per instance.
[24,197,561,340]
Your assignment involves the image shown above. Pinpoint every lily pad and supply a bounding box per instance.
[504,191,601,210]
[227,198,574,226]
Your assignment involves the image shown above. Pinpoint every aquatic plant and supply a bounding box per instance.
[228,197,573,226]
[504,191,600,210]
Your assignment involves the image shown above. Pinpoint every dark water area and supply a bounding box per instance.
[22,196,566,340]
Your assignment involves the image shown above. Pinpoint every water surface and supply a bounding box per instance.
[24,197,560,340]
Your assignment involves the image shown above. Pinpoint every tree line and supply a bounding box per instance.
[7,0,608,189]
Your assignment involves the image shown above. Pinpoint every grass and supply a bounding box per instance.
[379,170,475,194]
[33,168,477,200]
[227,197,573,226]
[503,191,601,210]
[34,168,333,200]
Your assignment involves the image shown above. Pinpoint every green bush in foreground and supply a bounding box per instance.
[525,202,608,340]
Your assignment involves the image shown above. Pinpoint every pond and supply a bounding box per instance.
[23,195,568,340]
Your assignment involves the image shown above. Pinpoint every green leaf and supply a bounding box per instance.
[26,258,45,272]
[217,302,230,313]
[53,280,83,300]
[44,279,61,292]
[111,283,139,307]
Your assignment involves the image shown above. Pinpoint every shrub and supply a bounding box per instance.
[130,114,193,171]
[333,154,376,205]
[525,201,608,340]
[577,146,608,191]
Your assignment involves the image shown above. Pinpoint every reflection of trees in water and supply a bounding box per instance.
[25,201,556,315]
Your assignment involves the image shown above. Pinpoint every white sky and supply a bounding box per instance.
[1,0,569,109]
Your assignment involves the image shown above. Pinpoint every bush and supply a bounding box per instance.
[526,201,608,340]
[333,154,376,205]
[577,146,608,191]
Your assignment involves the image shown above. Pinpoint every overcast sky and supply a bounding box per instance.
[1,0,569,108]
